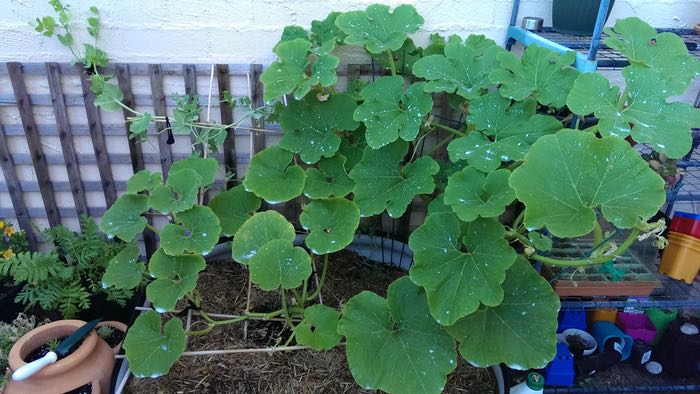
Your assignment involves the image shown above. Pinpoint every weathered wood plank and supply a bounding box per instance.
[78,66,118,206]
[46,62,89,220]
[183,64,203,155]
[148,64,173,178]
[116,64,146,173]
[217,64,237,189]
[6,62,61,227]
[249,64,265,155]
[0,125,37,249]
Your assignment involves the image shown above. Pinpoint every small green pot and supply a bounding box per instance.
[646,308,678,345]
[552,0,616,36]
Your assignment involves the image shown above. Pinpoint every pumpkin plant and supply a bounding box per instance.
[35,2,699,392]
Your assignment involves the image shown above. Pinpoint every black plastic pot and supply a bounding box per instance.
[552,0,616,36]
[0,281,25,323]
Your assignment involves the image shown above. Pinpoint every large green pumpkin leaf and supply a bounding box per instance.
[448,94,561,172]
[447,257,560,370]
[353,76,433,149]
[409,213,517,325]
[567,68,700,158]
[126,170,162,194]
[371,38,423,74]
[300,198,360,254]
[169,155,218,187]
[349,141,439,218]
[604,17,700,95]
[303,154,355,198]
[159,206,221,256]
[260,38,339,102]
[335,4,423,54]
[279,93,359,164]
[148,168,202,214]
[102,244,144,290]
[231,211,296,264]
[489,45,579,107]
[123,311,186,378]
[295,304,341,351]
[338,277,457,394]
[146,248,206,312]
[208,185,261,237]
[243,146,306,204]
[413,34,504,99]
[311,12,345,45]
[100,194,148,242]
[444,167,516,222]
[510,129,666,238]
[338,126,367,170]
[248,239,311,291]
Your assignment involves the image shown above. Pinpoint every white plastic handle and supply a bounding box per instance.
[12,351,58,381]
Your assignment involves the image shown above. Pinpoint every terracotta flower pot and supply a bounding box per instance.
[5,319,127,394]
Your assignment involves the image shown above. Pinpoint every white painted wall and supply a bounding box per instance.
[1,0,698,64]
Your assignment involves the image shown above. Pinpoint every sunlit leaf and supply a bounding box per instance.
[231,211,296,265]
[335,4,423,54]
[126,170,162,195]
[303,154,355,199]
[295,304,341,350]
[300,198,360,254]
[243,146,306,204]
[248,239,311,291]
[159,206,221,256]
[444,167,516,221]
[100,194,148,242]
[208,185,261,237]
[102,244,144,290]
[123,311,186,378]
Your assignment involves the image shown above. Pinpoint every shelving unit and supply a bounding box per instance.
[504,2,700,391]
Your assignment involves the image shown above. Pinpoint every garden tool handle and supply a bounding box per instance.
[11,351,58,381]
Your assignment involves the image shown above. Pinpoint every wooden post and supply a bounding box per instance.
[6,62,62,227]
[148,64,173,178]
[217,64,237,189]
[46,62,89,221]
[183,64,203,156]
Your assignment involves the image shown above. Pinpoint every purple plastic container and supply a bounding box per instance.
[616,312,656,343]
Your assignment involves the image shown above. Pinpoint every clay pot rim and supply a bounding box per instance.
[96,320,128,355]
[8,319,99,377]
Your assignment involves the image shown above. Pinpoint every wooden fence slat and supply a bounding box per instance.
[183,64,203,155]
[148,64,173,178]
[117,64,156,259]
[217,64,237,189]
[46,62,89,221]
[249,64,265,155]
[78,66,118,206]
[6,62,61,227]
[116,64,146,173]
[0,125,37,249]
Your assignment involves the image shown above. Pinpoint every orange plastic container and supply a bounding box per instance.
[659,231,700,284]
[588,308,618,326]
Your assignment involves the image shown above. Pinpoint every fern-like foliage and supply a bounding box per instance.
[1,252,68,283]
[55,279,91,318]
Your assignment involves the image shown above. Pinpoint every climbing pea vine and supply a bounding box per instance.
[36,2,699,393]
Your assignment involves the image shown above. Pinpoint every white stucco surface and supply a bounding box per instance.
[1,0,698,63]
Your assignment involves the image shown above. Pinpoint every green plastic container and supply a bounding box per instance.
[552,0,616,36]
[646,308,678,345]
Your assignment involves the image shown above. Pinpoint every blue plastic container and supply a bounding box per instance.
[557,309,587,333]
[544,343,575,386]
[591,321,633,361]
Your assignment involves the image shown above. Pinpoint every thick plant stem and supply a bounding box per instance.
[530,228,642,267]
[617,86,629,110]
[512,210,525,230]
[188,309,285,336]
[280,290,296,330]
[426,134,454,157]
[386,49,397,76]
[432,122,465,137]
[307,254,329,301]
[592,221,603,246]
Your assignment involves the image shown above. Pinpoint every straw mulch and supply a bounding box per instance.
[125,251,496,394]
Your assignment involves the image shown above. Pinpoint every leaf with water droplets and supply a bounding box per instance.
[295,304,341,351]
[567,67,700,158]
[335,4,423,54]
[490,45,579,107]
[279,93,359,164]
[208,185,261,237]
[243,146,306,204]
[159,206,221,256]
[408,213,517,325]
[123,311,186,378]
[304,154,355,198]
[146,249,206,312]
[339,277,457,394]
[604,17,700,95]
[248,239,311,291]
[126,170,162,195]
[231,211,296,265]
[444,167,516,222]
[102,244,144,290]
[300,197,360,254]
[447,93,561,172]
[349,141,439,218]
[170,155,218,187]
[100,194,148,242]
[510,129,666,238]
[148,168,201,214]
[353,76,433,149]
[310,12,345,45]
[413,34,504,98]
[447,257,560,369]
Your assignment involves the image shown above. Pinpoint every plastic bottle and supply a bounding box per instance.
[510,372,544,394]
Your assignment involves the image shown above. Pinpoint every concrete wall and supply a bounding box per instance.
[1,0,698,64]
